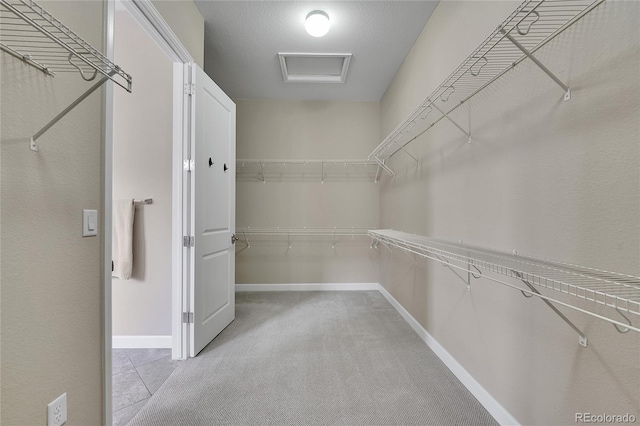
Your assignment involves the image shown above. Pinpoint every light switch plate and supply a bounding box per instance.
[82,210,98,237]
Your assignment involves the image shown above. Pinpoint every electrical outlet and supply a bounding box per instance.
[47,393,67,426]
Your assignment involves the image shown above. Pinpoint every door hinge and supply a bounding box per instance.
[184,83,195,96]
[183,236,195,247]
[182,312,194,324]
[183,159,194,172]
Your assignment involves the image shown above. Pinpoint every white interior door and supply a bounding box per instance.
[189,64,236,356]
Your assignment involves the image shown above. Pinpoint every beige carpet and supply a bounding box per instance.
[129,291,497,426]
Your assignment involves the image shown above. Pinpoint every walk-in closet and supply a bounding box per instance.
[1,0,638,425]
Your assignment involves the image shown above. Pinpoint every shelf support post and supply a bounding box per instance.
[374,163,382,183]
[434,253,470,289]
[30,71,115,151]
[392,140,419,163]
[372,156,395,177]
[500,28,571,101]
[397,242,418,266]
[514,271,588,347]
[431,103,471,143]
[378,239,393,253]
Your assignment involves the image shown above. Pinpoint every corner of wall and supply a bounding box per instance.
[150,0,205,67]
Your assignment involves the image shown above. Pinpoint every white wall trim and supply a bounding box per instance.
[113,335,173,349]
[103,2,116,425]
[118,0,190,362]
[235,283,380,292]
[376,285,519,426]
[172,61,187,361]
[104,2,192,424]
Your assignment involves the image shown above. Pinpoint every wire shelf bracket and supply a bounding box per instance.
[369,230,640,343]
[371,157,395,178]
[0,0,133,151]
[499,24,571,101]
[368,0,604,167]
[432,102,472,143]
[514,270,588,347]
[29,71,114,151]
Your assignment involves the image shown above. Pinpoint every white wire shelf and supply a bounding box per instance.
[369,230,640,337]
[236,227,373,249]
[237,159,384,183]
[369,0,603,163]
[0,0,132,91]
[1,0,133,151]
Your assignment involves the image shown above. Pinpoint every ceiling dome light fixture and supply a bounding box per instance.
[305,10,330,37]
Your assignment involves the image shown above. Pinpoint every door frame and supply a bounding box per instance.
[103,0,194,424]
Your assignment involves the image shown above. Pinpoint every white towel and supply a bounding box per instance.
[112,199,135,279]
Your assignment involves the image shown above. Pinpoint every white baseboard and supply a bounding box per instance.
[112,335,172,349]
[235,283,380,292]
[376,285,519,426]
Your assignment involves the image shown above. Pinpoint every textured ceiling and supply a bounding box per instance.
[194,1,439,101]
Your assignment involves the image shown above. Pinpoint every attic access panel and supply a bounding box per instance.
[278,53,352,83]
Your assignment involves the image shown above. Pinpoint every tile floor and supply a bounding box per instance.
[112,349,181,426]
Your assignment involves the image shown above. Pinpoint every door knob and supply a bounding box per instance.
[231,234,239,244]
[209,157,213,167]
[224,163,228,172]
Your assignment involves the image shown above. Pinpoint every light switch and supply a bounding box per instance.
[83,209,98,237]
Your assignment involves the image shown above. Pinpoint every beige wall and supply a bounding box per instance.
[151,0,204,67]
[1,0,204,423]
[236,100,380,284]
[1,2,105,425]
[379,1,640,424]
[112,10,173,337]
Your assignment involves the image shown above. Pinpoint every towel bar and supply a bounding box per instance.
[133,199,152,205]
